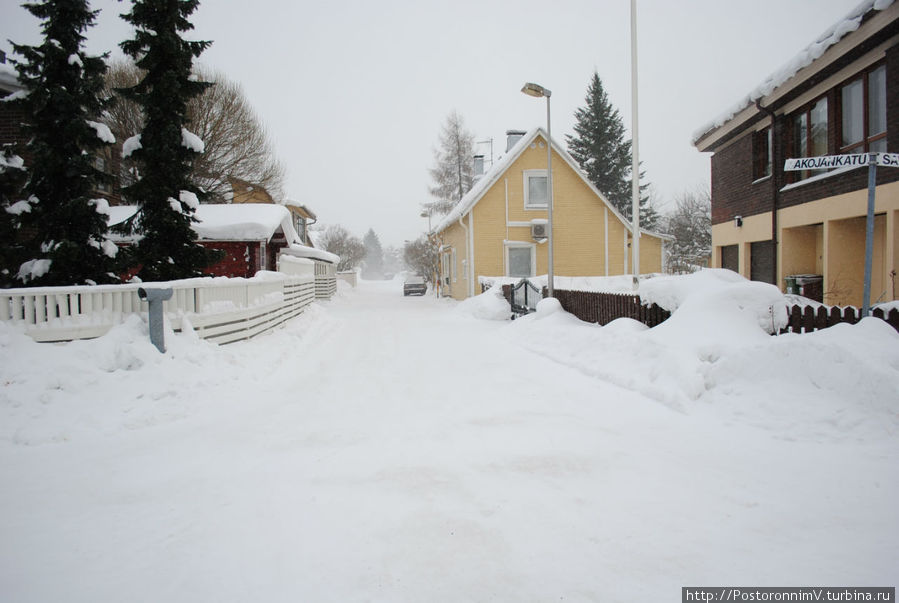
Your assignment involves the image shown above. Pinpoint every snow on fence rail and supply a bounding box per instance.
[0,271,316,345]
[781,303,899,334]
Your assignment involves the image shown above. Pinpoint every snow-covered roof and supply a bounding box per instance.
[106,203,340,264]
[433,127,669,240]
[693,0,896,145]
[108,203,299,243]
[280,244,339,264]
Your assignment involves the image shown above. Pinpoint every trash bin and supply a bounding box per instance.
[787,274,823,302]
[784,275,798,295]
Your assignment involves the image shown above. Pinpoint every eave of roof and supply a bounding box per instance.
[693,0,897,151]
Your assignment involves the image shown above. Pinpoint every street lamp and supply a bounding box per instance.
[419,208,432,232]
[521,82,554,297]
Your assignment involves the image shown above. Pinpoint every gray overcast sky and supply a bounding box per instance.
[2,0,857,247]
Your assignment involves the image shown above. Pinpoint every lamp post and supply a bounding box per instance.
[419,207,432,232]
[521,81,554,297]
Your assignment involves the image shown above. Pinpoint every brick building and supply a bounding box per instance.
[693,1,899,306]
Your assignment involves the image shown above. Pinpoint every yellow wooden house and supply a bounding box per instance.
[433,128,670,300]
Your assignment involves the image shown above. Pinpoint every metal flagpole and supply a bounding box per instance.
[631,0,640,284]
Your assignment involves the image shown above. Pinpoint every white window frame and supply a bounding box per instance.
[441,250,451,285]
[451,248,457,283]
[523,169,548,210]
[504,242,536,278]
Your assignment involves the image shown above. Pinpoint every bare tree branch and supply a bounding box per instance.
[103,60,286,203]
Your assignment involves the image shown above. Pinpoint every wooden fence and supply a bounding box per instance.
[552,289,671,327]
[781,304,899,334]
[498,281,899,334]
[0,272,316,345]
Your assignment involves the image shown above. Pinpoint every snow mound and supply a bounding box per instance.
[455,285,510,321]
[503,270,897,439]
[705,317,899,439]
[535,296,563,316]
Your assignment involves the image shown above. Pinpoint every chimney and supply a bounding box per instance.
[505,129,526,152]
[473,154,485,177]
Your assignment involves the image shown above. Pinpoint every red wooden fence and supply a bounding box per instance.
[780,304,899,334]
[552,289,671,327]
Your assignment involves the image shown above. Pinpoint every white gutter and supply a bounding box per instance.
[457,214,470,297]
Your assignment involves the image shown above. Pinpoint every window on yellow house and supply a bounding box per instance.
[506,243,535,278]
[523,170,548,209]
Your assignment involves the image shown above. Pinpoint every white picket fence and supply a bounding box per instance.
[314,261,338,299]
[0,269,316,346]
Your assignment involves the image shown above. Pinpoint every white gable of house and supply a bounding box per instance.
[433,127,659,237]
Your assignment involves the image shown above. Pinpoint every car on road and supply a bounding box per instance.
[403,275,427,296]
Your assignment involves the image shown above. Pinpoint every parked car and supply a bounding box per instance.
[403,275,427,296]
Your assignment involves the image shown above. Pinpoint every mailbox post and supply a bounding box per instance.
[138,287,173,353]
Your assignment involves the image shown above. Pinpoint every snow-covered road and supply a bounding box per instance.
[1,279,897,602]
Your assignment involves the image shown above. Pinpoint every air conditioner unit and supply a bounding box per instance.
[531,223,547,240]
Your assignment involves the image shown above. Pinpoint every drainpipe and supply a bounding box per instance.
[458,213,471,297]
[467,213,475,297]
[756,99,779,287]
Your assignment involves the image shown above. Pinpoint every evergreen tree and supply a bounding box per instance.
[0,145,27,287]
[362,228,384,279]
[428,110,476,215]
[566,71,659,229]
[7,0,121,286]
[117,0,218,281]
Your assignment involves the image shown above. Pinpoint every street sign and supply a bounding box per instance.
[784,152,899,171]
[781,151,899,317]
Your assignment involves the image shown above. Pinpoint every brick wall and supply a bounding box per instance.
[711,41,899,225]
[0,101,28,162]
[710,134,776,225]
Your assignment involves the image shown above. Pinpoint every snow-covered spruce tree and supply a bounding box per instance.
[0,145,28,287]
[566,71,658,230]
[427,110,476,215]
[7,0,121,286]
[117,0,218,281]
[362,228,384,280]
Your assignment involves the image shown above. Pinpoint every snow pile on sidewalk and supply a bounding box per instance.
[454,284,511,321]
[1,277,896,601]
[502,270,899,439]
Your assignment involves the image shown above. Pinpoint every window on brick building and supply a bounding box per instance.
[840,63,887,154]
[753,127,772,180]
[791,96,828,180]
[93,155,111,193]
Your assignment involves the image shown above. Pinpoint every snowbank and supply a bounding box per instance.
[454,284,510,321]
[492,270,897,436]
